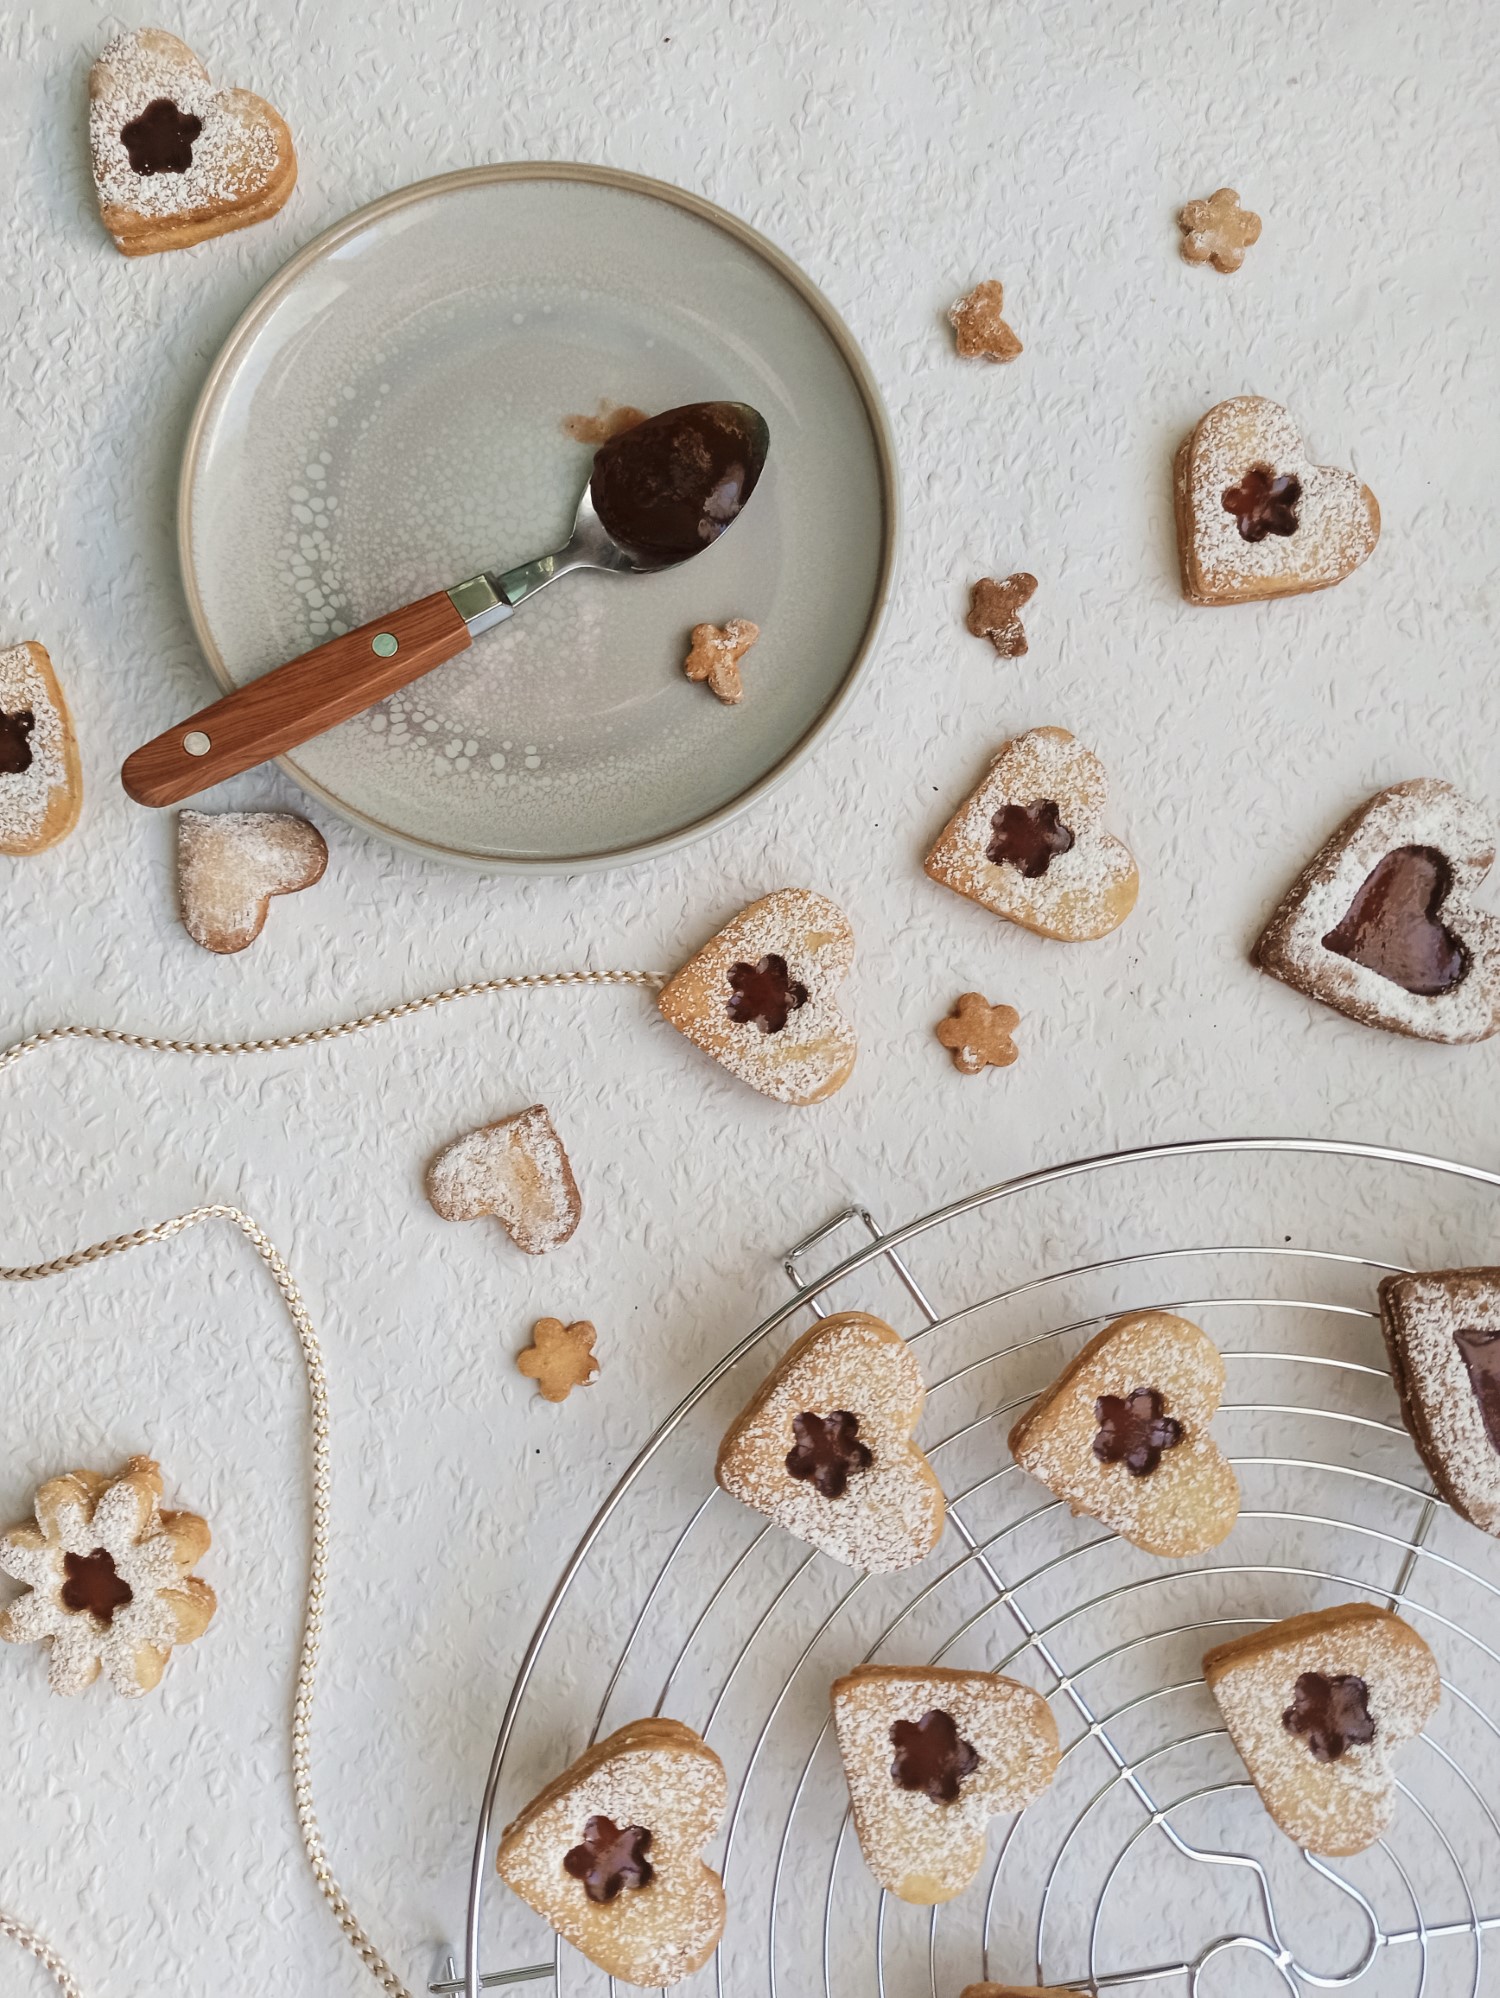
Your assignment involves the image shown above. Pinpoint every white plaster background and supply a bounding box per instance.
[2,1,1499,1993]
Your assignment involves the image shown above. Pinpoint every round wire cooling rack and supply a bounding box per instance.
[436,1138,1500,1998]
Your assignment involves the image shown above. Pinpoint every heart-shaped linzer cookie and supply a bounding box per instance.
[427,1106,581,1255]
[1378,1267,1500,1536]
[925,727,1138,941]
[962,1986,1087,1997]
[495,1717,727,1987]
[0,641,82,855]
[657,888,857,1104]
[89,29,296,256]
[1254,779,1500,1042]
[832,1665,1059,1903]
[1203,1604,1440,1856]
[716,1312,946,1570]
[177,809,327,954]
[1008,1311,1240,1557]
[1175,397,1379,604]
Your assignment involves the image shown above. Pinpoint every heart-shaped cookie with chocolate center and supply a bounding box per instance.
[657,888,856,1104]
[1255,779,1500,1042]
[832,1665,1059,1903]
[426,1105,581,1255]
[0,641,82,855]
[1009,1311,1240,1557]
[926,727,1138,941]
[1379,1266,1500,1536]
[1203,1604,1440,1856]
[177,809,327,954]
[716,1312,946,1570]
[1175,397,1379,604]
[89,29,296,256]
[496,1717,727,1987]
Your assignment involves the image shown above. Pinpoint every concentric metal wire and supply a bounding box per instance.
[447,1139,1500,1998]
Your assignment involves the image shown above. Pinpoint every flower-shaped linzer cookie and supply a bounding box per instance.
[0,1455,216,1697]
[935,993,1020,1074]
[966,574,1037,657]
[948,280,1022,361]
[1178,187,1261,273]
[518,1317,599,1403]
[683,619,758,704]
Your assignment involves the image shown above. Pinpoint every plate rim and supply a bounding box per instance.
[176,159,901,873]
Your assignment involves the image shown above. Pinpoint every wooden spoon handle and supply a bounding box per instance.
[121,591,472,807]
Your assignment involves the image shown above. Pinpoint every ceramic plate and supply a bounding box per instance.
[180,164,898,870]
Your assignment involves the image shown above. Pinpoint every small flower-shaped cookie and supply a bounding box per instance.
[935,994,1020,1074]
[0,1455,215,1696]
[683,619,759,704]
[948,280,1022,361]
[1178,187,1261,273]
[518,1318,599,1403]
[966,574,1037,657]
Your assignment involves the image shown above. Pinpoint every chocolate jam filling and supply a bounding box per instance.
[589,401,768,566]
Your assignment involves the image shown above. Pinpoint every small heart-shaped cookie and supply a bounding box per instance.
[0,641,82,855]
[1009,1311,1240,1557]
[1203,1604,1440,1856]
[831,1665,1059,1903]
[177,809,327,954]
[1379,1267,1500,1535]
[1254,779,1500,1042]
[716,1311,945,1571]
[657,888,857,1104]
[89,29,296,257]
[1175,397,1379,604]
[495,1717,727,1987]
[427,1106,581,1255]
[926,727,1138,941]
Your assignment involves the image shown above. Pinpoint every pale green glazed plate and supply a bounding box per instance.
[180,163,898,871]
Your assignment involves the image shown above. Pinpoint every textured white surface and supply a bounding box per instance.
[2,2,1499,1993]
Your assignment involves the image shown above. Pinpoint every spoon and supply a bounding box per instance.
[120,400,770,808]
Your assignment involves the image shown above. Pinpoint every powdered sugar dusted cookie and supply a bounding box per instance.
[0,641,82,855]
[90,30,296,256]
[1254,780,1500,1043]
[1009,1311,1239,1557]
[831,1665,1059,1903]
[961,1986,1086,1997]
[177,808,327,953]
[427,1106,582,1255]
[716,1312,946,1571]
[926,727,1138,942]
[1175,397,1379,605]
[1379,1268,1500,1535]
[657,889,857,1104]
[496,1717,726,1987]
[1203,1604,1440,1856]
[0,1455,215,1697]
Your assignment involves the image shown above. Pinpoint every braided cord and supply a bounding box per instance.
[0,1912,85,1998]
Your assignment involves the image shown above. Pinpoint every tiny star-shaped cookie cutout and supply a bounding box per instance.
[1178,187,1262,273]
[517,1317,599,1404]
[684,618,759,703]
[966,573,1037,657]
[948,280,1022,362]
[1282,1670,1376,1764]
[935,993,1021,1074]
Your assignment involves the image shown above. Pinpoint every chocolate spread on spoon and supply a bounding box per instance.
[588,401,769,566]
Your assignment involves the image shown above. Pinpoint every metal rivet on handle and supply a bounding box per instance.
[182,731,211,756]
[371,633,399,657]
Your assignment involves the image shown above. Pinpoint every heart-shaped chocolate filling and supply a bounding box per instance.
[1322,845,1469,997]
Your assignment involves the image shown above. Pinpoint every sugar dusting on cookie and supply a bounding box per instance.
[0,643,67,852]
[1181,398,1379,600]
[427,1107,582,1254]
[177,809,328,954]
[716,1313,945,1572]
[1255,779,1500,1043]
[833,1667,1058,1900]
[90,29,286,223]
[1381,1270,1500,1533]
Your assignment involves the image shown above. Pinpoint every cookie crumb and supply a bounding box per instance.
[683,619,759,704]
[935,993,1020,1074]
[948,280,1022,361]
[965,573,1036,656]
[518,1318,599,1403]
[562,401,647,445]
[1178,187,1261,273]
